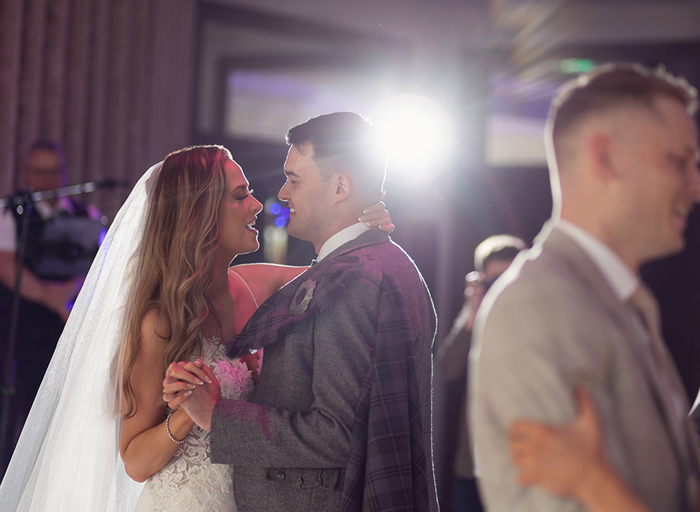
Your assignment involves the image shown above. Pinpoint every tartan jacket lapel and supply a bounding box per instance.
[226,230,390,359]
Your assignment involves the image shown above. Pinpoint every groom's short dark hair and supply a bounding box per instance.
[286,112,386,202]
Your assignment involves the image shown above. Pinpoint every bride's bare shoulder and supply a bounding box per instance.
[121,308,168,394]
[137,308,169,351]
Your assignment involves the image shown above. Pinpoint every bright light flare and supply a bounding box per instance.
[373,95,453,184]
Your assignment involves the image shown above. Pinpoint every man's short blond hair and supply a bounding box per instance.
[547,63,697,169]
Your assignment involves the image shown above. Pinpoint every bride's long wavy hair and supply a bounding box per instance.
[121,145,231,418]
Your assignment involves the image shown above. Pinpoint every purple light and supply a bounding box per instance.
[98,228,108,246]
[281,207,290,219]
[269,202,282,215]
[274,217,287,228]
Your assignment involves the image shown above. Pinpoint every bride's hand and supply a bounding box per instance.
[508,385,606,498]
[163,360,216,408]
[177,366,221,431]
[359,192,394,233]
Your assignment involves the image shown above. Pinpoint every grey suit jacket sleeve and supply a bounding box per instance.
[210,275,378,468]
[470,277,611,512]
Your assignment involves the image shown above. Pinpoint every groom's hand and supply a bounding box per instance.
[179,379,220,431]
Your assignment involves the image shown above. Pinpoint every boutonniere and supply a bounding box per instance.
[290,279,316,316]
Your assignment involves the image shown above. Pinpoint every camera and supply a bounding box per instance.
[466,271,499,292]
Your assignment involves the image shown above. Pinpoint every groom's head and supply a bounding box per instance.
[279,112,386,252]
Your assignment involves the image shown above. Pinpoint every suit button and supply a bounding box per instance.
[315,477,323,486]
[296,477,303,487]
[276,472,285,480]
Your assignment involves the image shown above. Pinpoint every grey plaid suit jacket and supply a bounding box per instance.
[210,229,438,512]
[470,222,700,512]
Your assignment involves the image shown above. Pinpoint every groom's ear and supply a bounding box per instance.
[330,173,351,203]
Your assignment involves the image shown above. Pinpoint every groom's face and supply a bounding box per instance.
[279,143,333,250]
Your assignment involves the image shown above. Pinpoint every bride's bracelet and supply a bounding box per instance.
[165,412,189,444]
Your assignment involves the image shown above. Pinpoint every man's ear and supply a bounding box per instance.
[331,173,352,203]
[589,132,619,182]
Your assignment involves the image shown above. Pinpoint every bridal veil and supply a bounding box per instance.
[0,162,163,511]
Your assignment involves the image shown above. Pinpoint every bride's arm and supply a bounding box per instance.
[119,310,200,482]
[509,386,652,512]
[231,200,394,304]
[231,264,307,304]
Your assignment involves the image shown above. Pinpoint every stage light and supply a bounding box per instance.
[263,197,289,263]
[265,198,289,228]
[373,95,454,184]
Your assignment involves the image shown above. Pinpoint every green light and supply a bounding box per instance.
[560,59,595,74]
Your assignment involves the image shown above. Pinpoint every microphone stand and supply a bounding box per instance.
[0,179,127,473]
[0,178,128,209]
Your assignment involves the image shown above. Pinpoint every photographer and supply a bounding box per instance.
[0,140,100,471]
[437,234,525,512]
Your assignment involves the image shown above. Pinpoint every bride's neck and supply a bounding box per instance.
[204,261,237,340]
[208,260,231,302]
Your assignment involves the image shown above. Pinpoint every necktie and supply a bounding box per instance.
[627,284,699,485]
[627,284,664,366]
[626,284,683,417]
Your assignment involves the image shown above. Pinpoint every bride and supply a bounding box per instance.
[0,145,392,512]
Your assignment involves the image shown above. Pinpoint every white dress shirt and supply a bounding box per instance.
[557,219,639,302]
[316,222,371,263]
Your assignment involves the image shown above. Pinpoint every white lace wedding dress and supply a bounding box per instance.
[133,339,258,512]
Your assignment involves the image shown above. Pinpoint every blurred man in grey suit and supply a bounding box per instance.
[470,64,700,512]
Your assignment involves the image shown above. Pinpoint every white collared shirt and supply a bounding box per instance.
[316,222,371,263]
[559,220,686,427]
[557,219,639,302]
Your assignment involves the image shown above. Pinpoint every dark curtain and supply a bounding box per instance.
[0,0,196,218]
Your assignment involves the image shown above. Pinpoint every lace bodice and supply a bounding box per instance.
[133,339,258,512]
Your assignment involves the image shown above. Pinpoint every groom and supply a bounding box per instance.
[164,112,439,511]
